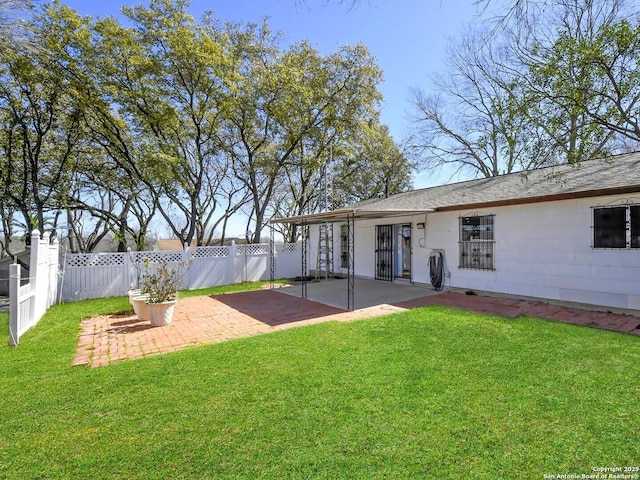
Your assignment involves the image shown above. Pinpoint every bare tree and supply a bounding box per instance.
[0,0,32,24]
[409,0,638,179]
[0,0,38,43]
[408,28,545,179]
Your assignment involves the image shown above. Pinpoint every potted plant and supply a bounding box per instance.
[127,249,146,315]
[139,258,188,327]
[128,288,144,315]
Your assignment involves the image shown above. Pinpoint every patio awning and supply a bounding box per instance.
[270,207,434,226]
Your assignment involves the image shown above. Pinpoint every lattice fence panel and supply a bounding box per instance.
[65,253,126,268]
[237,244,269,255]
[191,246,230,258]
[131,251,185,264]
[277,243,300,254]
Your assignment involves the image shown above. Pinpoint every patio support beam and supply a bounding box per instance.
[301,220,308,299]
[269,224,275,289]
[347,213,355,311]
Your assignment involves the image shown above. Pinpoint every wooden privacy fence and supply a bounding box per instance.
[61,242,302,302]
[9,230,60,346]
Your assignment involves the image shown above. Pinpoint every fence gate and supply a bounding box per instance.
[374,225,393,281]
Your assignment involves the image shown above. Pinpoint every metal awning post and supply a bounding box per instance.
[269,224,275,289]
[347,213,355,311]
[301,220,308,299]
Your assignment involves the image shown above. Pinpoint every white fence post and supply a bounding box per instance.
[29,230,40,323]
[125,248,132,290]
[30,230,42,326]
[47,237,59,309]
[35,231,50,321]
[229,241,237,284]
[7,230,62,346]
[9,263,20,347]
[183,244,191,290]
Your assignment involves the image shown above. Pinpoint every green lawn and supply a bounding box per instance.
[1,286,639,479]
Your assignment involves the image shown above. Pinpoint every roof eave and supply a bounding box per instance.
[433,184,640,212]
[270,208,435,225]
[270,183,640,225]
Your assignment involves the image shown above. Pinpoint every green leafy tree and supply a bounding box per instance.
[514,0,633,163]
[536,18,640,145]
[89,0,242,247]
[0,1,86,243]
[54,7,165,253]
[222,22,387,242]
[272,120,412,242]
[332,121,412,207]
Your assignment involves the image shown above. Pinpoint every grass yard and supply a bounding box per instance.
[1,287,639,479]
[177,280,276,299]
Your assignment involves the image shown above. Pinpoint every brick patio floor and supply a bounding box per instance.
[73,289,640,368]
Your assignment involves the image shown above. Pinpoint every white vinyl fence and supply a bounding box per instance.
[9,230,60,346]
[61,242,302,302]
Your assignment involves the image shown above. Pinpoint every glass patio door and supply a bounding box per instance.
[394,224,411,279]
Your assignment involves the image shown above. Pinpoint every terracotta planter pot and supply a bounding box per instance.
[147,300,177,327]
[132,295,151,322]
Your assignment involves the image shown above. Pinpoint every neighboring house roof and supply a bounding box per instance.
[155,238,249,250]
[272,152,640,224]
[155,239,194,251]
[0,250,30,269]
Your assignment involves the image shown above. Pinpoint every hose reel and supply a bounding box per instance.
[429,249,446,291]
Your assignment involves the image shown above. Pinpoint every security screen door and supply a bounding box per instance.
[375,225,393,281]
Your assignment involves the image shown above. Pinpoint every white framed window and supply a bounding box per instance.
[593,204,640,249]
[459,214,495,270]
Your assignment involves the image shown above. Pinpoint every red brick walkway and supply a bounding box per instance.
[395,293,640,335]
[73,289,640,368]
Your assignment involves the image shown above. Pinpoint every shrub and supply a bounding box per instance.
[140,259,190,303]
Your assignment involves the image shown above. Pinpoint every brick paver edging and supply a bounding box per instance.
[73,290,640,368]
[396,293,640,335]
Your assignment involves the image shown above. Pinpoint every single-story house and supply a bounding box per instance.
[271,152,640,312]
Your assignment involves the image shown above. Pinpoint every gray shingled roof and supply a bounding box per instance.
[270,152,640,225]
[353,152,640,212]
